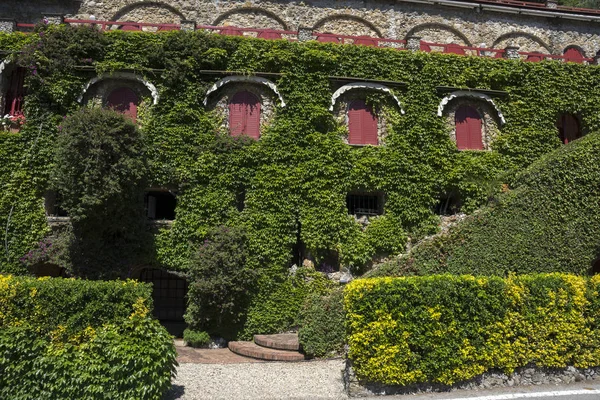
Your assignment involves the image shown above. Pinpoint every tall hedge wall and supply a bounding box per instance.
[0,275,176,399]
[345,274,600,386]
[372,130,600,278]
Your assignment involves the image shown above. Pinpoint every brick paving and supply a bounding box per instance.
[175,339,264,364]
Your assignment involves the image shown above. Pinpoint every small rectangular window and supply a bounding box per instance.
[44,191,68,217]
[145,190,176,220]
[346,192,384,216]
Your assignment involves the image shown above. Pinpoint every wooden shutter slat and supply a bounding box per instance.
[348,100,378,145]
[229,91,260,139]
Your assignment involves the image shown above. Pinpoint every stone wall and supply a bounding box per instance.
[1,0,600,56]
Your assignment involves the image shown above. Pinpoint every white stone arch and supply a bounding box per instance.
[77,72,159,104]
[203,76,285,107]
[437,91,505,126]
[329,82,404,114]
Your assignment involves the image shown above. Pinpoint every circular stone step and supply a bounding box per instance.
[254,333,300,351]
[228,341,305,362]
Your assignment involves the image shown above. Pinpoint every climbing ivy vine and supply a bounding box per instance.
[1,24,599,335]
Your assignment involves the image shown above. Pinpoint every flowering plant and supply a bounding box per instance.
[1,113,26,131]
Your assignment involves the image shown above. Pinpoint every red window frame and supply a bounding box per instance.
[348,99,378,146]
[455,105,483,150]
[564,47,584,64]
[229,91,261,139]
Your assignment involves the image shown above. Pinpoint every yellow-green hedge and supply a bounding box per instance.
[345,274,600,386]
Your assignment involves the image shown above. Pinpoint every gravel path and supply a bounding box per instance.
[163,359,348,400]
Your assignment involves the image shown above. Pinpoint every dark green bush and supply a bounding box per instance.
[372,131,600,277]
[298,288,346,358]
[185,225,257,338]
[183,328,211,348]
[50,107,150,279]
[346,274,600,386]
[0,274,177,399]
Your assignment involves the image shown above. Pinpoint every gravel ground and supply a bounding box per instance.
[163,359,348,400]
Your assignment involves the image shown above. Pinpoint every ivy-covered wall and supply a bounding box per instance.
[1,25,600,333]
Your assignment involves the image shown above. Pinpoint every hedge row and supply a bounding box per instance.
[371,130,600,278]
[0,275,177,399]
[345,274,600,386]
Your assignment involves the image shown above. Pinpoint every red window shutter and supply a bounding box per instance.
[119,23,141,31]
[317,34,340,43]
[229,91,261,139]
[257,30,282,40]
[525,54,543,62]
[455,105,483,150]
[3,67,27,116]
[107,87,140,121]
[559,114,580,144]
[348,100,378,145]
[354,36,377,47]
[219,27,243,36]
[444,43,465,55]
[564,48,584,64]
[420,41,431,52]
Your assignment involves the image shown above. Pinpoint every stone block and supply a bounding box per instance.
[297,26,313,42]
[406,35,422,51]
[42,14,64,25]
[0,19,15,33]
[504,45,521,60]
[180,20,196,31]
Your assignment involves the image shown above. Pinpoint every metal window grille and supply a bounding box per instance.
[139,269,187,322]
[346,193,383,216]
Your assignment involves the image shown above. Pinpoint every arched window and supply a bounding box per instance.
[557,113,581,144]
[219,27,243,36]
[119,23,142,31]
[229,91,261,139]
[3,67,27,116]
[564,47,584,64]
[525,53,544,62]
[317,33,340,43]
[354,36,377,47]
[348,99,378,145]
[106,87,140,121]
[455,105,483,150]
[257,30,282,40]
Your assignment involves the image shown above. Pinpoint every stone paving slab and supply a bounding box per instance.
[254,333,300,351]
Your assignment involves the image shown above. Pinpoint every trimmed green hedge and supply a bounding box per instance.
[0,275,177,399]
[345,274,600,386]
[372,131,600,277]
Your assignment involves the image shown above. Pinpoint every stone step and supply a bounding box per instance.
[254,333,300,351]
[228,341,305,362]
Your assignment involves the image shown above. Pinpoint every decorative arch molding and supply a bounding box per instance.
[212,7,289,30]
[203,76,286,107]
[110,1,185,21]
[312,14,383,38]
[404,23,472,46]
[77,72,159,104]
[492,31,552,53]
[329,82,404,114]
[437,91,505,126]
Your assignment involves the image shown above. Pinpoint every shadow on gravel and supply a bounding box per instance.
[162,384,185,400]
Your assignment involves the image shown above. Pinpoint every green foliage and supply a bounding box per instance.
[50,107,150,278]
[2,26,600,335]
[0,275,177,399]
[183,328,211,348]
[185,225,256,338]
[241,266,335,340]
[345,274,600,386]
[374,131,600,277]
[298,288,346,358]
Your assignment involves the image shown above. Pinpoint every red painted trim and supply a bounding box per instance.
[348,100,378,146]
[229,91,261,139]
[455,105,483,150]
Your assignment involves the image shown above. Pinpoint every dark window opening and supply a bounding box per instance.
[592,258,600,275]
[45,191,68,217]
[3,67,27,116]
[145,190,176,220]
[236,189,246,212]
[292,219,305,268]
[434,195,461,216]
[557,113,582,145]
[139,268,188,337]
[346,192,384,216]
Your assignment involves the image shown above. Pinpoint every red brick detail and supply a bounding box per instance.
[228,341,305,362]
[254,333,300,351]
